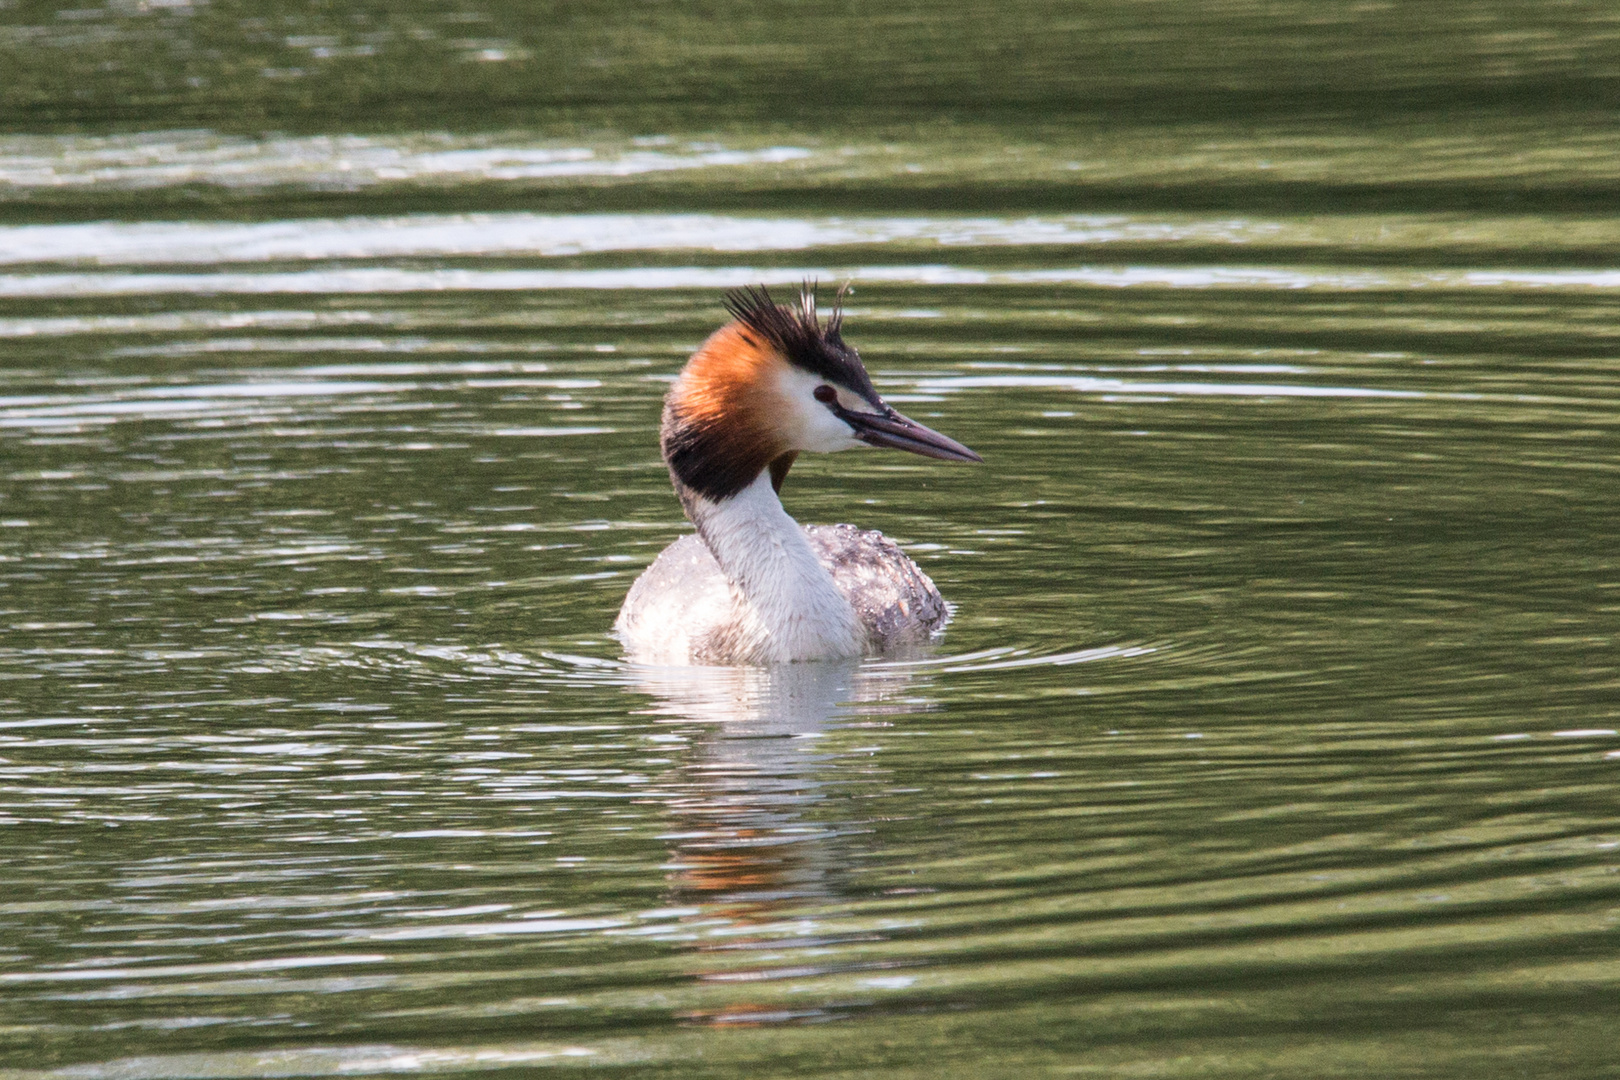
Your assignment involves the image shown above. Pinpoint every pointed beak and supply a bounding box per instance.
[835,403,982,463]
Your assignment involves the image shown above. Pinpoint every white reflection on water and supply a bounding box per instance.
[0,213,1272,265]
[7,264,1620,297]
[0,380,396,429]
[911,373,1428,400]
[0,372,619,434]
[0,953,388,985]
[10,209,1620,268]
[0,310,395,339]
[0,1042,599,1079]
[0,132,809,190]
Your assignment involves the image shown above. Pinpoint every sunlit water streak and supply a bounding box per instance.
[0,133,812,191]
[8,263,1620,298]
[0,213,1286,264]
[8,212,1620,270]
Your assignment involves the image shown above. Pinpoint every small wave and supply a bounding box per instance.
[868,642,1158,673]
[0,212,1268,266]
[8,263,1620,298]
[0,130,809,192]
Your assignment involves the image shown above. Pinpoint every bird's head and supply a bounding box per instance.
[660,284,981,502]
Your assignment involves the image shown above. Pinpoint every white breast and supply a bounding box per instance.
[615,473,949,666]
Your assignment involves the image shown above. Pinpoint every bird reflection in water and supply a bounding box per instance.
[627,658,931,1026]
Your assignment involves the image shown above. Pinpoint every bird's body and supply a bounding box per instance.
[617,476,947,665]
[615,286,979,666]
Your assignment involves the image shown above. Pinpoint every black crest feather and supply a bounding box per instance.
[723,283,877,404]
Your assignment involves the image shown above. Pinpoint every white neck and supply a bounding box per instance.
[685,471,862,663]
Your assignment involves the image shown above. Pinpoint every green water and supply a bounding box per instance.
[2,3,1619,1077]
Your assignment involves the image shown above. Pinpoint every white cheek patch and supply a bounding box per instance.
[777,368,869,453]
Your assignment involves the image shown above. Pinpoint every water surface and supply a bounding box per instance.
[2,2,1619,1077]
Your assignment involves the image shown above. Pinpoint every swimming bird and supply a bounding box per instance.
[616,285,981,666]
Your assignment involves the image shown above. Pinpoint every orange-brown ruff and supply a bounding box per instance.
[615,286,980,666]
[662,322,797,498]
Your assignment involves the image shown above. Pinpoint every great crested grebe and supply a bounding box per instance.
[615,285,981,666]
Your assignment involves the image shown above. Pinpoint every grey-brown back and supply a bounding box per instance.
[803,524,948,650]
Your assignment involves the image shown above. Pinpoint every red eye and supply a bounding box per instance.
[813,385,837,404]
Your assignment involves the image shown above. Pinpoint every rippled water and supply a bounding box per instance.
[4,2,1620,1077]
